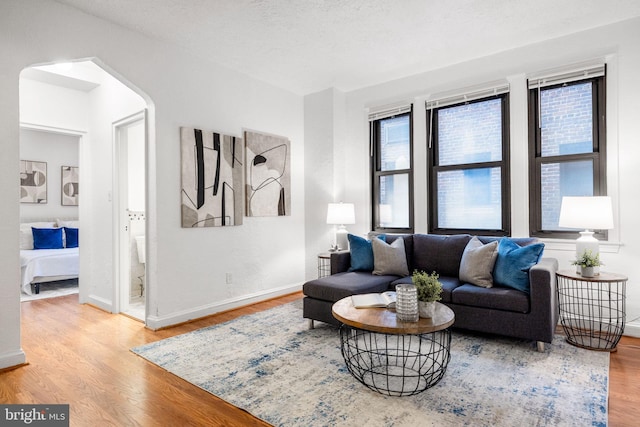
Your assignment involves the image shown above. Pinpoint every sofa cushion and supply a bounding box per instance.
[493,238,545,293]
[303,272,395,302]
[413,234,472,277]
[348,233,385,272]
[459,237,499,288]
[451,284,530,313]
[390,275,462,304]
[372,237,410,276]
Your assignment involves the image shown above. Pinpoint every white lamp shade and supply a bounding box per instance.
[326,203,355,225]
[558,196,614,230]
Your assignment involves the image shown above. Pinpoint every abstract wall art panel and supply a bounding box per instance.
[244,130,291,217]
[20,160,47,204]
[61,166,79,206]
[180,127,243,227]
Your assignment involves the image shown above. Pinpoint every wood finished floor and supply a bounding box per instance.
[1,293,639,426]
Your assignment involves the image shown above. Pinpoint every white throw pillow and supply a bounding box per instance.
[56,219,79,228]
[20,222,56,249]
[372,237,410,276]
[459,237,499,288]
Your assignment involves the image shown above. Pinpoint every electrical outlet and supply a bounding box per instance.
[225,273,232,284]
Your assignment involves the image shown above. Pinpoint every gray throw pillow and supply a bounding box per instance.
[459,237,499,288]
[372,237,410,276]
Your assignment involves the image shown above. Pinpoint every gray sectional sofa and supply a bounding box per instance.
[303,233,559,351]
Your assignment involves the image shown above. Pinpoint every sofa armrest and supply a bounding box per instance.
[330,251,351,274]
[528,257,560,340]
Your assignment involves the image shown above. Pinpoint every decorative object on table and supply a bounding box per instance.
[180,127,244,227]
[558,196,613,273]
[244,130,290,217]
[19,160,47,204]
[395,283,419,322]
[132,301,609,426]
[571,249,602,278]
[412,270,443,318]
[61,166,79,206]
[326,202,355,250]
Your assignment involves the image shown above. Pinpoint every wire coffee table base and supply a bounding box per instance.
[339,324,452,396]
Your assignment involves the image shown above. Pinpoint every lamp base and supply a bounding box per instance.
[575,230,600,274]
[336,226,349,251]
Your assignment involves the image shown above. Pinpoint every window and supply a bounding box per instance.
[371,108,413,232]
[427,94,510,235]
[528,68,606,239]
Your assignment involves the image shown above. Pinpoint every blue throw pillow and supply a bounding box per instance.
[493,238,545,293]
[32,227,64,250]
[348,234,386,272]
[64,227,79,248]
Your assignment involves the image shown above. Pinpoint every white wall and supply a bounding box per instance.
[19,128,79,220]
[305,17,640,336]
[0,0,304,368]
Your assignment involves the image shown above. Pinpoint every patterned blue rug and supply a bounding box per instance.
[132,301,608,426]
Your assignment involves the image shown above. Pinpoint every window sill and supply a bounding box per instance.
[538,238,623,254]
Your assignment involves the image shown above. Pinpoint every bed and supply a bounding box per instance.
[20,220,79,295]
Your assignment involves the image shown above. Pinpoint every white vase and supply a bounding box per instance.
[418,301,436,318]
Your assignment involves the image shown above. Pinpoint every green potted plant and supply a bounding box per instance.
[412,270,443,318]
[571,250,602,278]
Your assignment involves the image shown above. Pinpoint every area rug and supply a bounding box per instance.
[20,279,78,302]
[131,301,608,426]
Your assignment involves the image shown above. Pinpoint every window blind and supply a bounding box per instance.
[425,81,509,110]
[528,63,605,89]
[367,103,412,122]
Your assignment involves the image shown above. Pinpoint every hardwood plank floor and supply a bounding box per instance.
[1,293,639,426]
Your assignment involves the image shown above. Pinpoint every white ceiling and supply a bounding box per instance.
[54,0,640,95]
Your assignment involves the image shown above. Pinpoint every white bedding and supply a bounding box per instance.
[20,248,79,295]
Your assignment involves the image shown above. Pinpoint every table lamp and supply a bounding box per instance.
[326,202,355,250]
[558,196,614,271]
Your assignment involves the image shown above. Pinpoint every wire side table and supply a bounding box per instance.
[317,253,332,278]
[556,270,627,352]
[332,297,455,396]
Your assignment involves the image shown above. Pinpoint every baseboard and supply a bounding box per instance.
[0,349,27,370]
[86,294,114,313]
[145,283,302,330]
[624,322,640,338]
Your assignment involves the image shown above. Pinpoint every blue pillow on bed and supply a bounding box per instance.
[32,227,64,250]
[64,227,79,248]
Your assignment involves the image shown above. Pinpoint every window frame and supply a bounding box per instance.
[370,110,414,233]
[528,75,607,239]
[427,94,511,236]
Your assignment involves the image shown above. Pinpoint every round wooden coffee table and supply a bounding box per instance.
[332,296,455,396]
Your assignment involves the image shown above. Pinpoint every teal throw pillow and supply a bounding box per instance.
[493,238,544,293]
[32,227,64,250]
[348,234,386,272]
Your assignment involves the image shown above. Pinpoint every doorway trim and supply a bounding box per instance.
[112,110,147,322]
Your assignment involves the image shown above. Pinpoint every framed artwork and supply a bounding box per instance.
[61,166,79,206]
[180,127,244,227]
[19,160,47,204]
[244,130,291,217]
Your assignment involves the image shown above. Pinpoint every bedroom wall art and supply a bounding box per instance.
[180,127,244,227]
[61,166,79,206]
[19,160,47,204]
[244,130,291,217]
